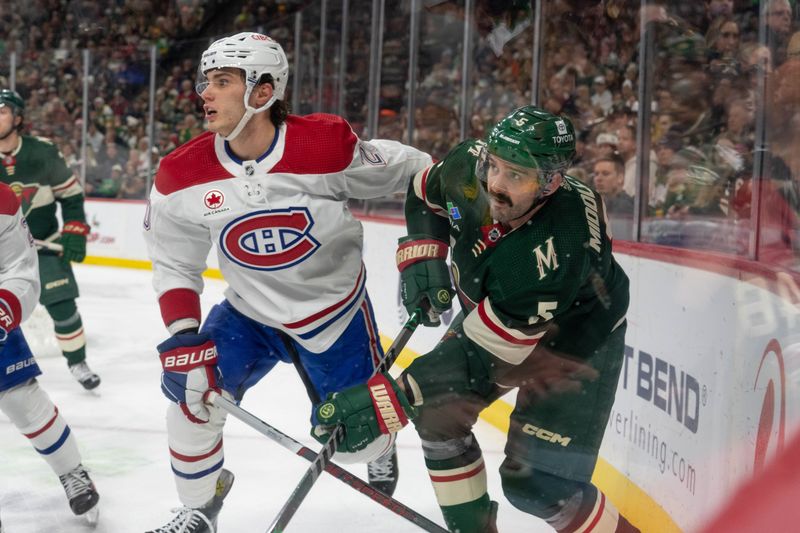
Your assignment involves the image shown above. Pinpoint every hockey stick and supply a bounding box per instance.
[206,391,447,533]
[278,330,322,404]
[34,239,64,253]
[268,310,421,533]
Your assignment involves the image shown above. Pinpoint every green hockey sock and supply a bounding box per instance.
[46,300,86,366]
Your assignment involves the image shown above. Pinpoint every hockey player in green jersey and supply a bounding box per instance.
[315,107,638,532]
[0,89,100,390]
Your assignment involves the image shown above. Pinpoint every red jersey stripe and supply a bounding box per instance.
[477,300,540,346]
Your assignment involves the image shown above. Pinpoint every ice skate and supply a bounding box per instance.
[59,464,100,517]
[69,361,101,390]
[367,444,399,496]
[146,469,234,533]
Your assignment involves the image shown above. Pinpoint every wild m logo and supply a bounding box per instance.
[532,237,559,280]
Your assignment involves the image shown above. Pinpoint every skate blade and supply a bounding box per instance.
[83,506,100,527]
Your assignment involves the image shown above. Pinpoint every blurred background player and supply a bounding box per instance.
[143,32,431,533]
[0,182,99,525]
[316,107,638,532]
[0,89,100,390]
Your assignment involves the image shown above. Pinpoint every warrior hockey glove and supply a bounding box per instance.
[158,332,222,424]
[313,374,415,453]
[60,221,90,263]
[396,235,454,326]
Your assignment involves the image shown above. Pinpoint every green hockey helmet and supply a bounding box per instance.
[0,89,24,113]
[485,106,576,175]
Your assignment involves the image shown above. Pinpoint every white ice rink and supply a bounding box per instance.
[0,264,547,532]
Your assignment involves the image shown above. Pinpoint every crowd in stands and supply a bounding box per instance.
[0,0,304,199]
[1,0,798,263]
[392,0,799,260]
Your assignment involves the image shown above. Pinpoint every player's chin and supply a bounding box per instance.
[206,121,226,134]
[489,204,511,223]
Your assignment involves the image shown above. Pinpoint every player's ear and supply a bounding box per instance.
[254,82,274,106]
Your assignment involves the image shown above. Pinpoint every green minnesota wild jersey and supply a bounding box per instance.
[405,140,629,371]
[0,135,86,240]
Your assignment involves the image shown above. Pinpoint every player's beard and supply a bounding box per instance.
[0,122,16,142]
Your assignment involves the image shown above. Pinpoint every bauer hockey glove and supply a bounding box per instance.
[60,221,90,263]
[396,234,454,326]
[313,374,416,453]
[158,332,222,424]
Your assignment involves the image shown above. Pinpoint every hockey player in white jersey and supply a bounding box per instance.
[143,32,432,532]
[0,182,100,527]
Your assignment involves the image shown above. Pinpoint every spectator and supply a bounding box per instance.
[595,132,619,159]
[617,123,657,203]
[593,154,634,218]
[764,0,794,67]
[706,16,741,73]
[654,133,683,215]
[590,75,613,115]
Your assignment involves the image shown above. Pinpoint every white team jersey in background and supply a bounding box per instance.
[0,182,40,327]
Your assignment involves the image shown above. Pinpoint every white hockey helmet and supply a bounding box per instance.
[197,32,289,140]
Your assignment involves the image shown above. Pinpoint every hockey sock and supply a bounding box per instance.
[167,402,227,508]
[422,435,492,533]
[46,300,86,366]
[0,380,81,476]
[546,484,640,533]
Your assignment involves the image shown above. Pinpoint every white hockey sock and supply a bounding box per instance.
[167,402,226,508]
[0,380,81,476]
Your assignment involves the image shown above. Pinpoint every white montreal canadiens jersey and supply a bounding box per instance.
[0,182,40,328]
[145,114,431,352]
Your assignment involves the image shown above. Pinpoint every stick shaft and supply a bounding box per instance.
[208,392,446,532]
[268,311,420,532]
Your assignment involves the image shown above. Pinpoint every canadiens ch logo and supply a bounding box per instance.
[220,207,320,271]
[204,189,225,209]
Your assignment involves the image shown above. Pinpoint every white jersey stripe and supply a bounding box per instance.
[463,298,545,365]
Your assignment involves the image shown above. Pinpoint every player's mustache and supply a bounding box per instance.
[490,190,513,207]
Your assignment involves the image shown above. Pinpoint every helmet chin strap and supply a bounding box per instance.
[222,85,278,142]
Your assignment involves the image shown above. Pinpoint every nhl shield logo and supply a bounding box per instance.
[220,207,320,271]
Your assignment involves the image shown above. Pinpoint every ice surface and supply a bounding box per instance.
[0,264,548,532]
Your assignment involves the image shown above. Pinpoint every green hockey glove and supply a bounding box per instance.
[313,374,415,454]
[396,235,454,326]
[60,221,90,263]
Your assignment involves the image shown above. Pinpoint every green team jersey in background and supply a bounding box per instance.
[406,139,629,385]
[0,135,87,241]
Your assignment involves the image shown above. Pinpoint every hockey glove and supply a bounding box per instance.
[158,332,222,424]
[60,221,90,263]
[313,374,415,453]
[0,297,16,356]
[397,235,454,326]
